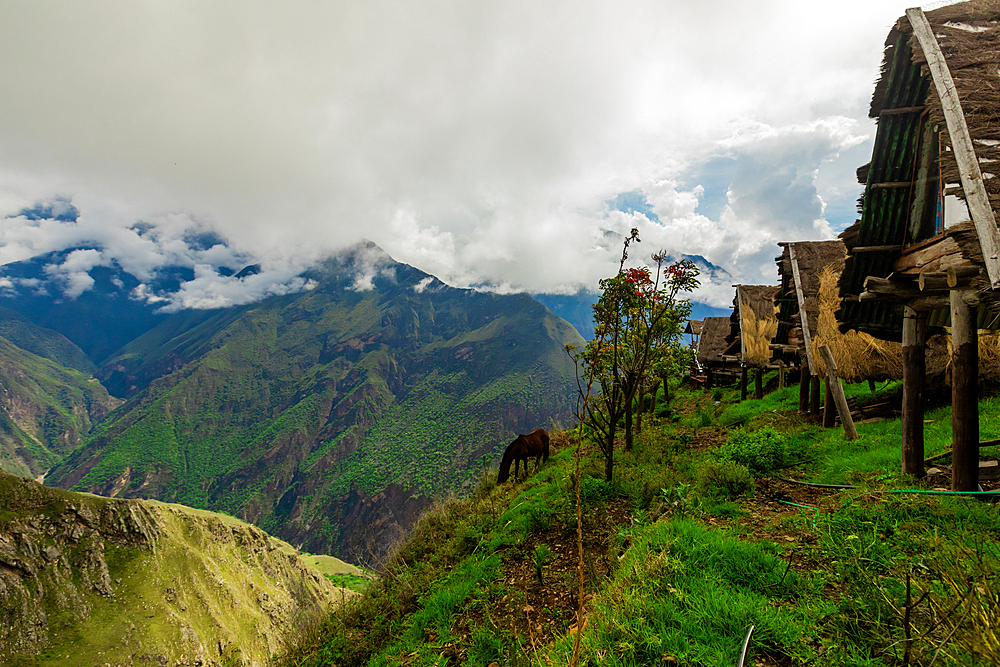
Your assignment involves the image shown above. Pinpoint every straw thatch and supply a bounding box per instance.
[684,320,703,336]
[728,285,779,368]
[811,265,904,382]
[697,317,731,366]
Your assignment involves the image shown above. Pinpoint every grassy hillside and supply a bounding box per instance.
[284,378,1000,666]
[0,471,344,667]
[0,307,96,374]
[0,337,119,478]
[47,249,584,563]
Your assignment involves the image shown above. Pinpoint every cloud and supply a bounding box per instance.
[0,0,908,307]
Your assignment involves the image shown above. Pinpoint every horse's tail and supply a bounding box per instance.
[497,446,514,483]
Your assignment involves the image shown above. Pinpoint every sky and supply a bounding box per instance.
[0,1,950,311]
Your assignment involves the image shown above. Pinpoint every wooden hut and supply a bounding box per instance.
[837,3,1000,489]
[697,316,740,389]
[725,285,779,399]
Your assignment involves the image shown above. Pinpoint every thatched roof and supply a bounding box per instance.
[684,319,703,336]
[697,317,731,366]
[840,1,1000,338]
[774,240,846,353]
[726,285,779,368]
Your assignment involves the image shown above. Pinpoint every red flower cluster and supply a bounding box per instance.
[623,267,652,285]
[665,263,688,279]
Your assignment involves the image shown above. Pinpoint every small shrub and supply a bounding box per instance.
[696,458,755,500]
[579,475,612,503]
[533,543,553,583]
[712,388,724,402]
[716,427,786,475]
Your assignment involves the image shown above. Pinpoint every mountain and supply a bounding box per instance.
[0,337,120,478]
[0,307,96,374]
[45,244,584,565]
[0,249,184,364]
[0,470,340,666]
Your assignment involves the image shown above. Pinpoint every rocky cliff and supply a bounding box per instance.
[0,471,341,667]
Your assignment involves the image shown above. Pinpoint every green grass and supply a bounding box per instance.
[284,379,1000,667]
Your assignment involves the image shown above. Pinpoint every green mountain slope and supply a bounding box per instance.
[0,470,340,667]
[0,307,96,374]
[0,337,119,478]
[48,246,584,564]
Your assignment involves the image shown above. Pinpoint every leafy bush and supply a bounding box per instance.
[716,427,786,475]
[696,458,755,500]
[579,475,612,503]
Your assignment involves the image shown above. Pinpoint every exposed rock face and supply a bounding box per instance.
[0,471,340,667]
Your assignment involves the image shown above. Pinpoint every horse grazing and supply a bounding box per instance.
[497,428,550,483]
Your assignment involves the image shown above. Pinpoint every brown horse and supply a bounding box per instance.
[497,428,550,483]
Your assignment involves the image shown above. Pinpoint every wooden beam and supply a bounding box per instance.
[870,181,913,189]
[818,345,859,440]
[950,289,979,491]
[788,244,816,375]
[917,272,951,292]
[862,276,922,300]
[902,306,927,478]
[894,236,967,274]
[879,106,928,116]
[947,265,981,288]
[907,8,1000,290]
[852,245,903,253]
[798,365,809,414]
[809,375,821,417]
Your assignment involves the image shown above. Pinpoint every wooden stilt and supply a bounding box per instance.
[901,306,927,478]
[950,291,979,491]
[740,367,748,401]
[809,375,821,416]
[706,367,713,391]
[754,368,763,400]
[818,345,858,440]
[799,366,809,413]
[823,379,836,428]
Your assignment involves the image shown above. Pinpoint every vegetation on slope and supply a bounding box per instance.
[0,337,119,478]
[46,249,584,562]
[284,378,1000,666]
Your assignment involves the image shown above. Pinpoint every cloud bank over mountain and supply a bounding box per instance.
[0,0,907,308]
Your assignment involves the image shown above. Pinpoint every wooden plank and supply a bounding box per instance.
[853,245,903,253]
[818,345,859,440]
[907,8,1000,290]
[788,244,816,375]
[879,106,928,116]
[871,181,914,189]
[893,236,964,273]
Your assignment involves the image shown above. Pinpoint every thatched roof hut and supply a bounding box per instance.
[774,240,845,365]
[726,285,779,368]
[697,317,731,367]
[839,1,1000,339]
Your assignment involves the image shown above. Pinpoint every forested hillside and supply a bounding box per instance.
[43,245,583,564]
[0,336,119,478]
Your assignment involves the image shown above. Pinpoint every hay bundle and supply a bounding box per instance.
[810,265,903,382]
[741,296,778,368]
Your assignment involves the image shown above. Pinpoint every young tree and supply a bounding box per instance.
[569,230,699,481]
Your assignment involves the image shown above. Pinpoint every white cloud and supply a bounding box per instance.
[0,0,909,306]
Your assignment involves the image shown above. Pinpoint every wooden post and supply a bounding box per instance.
[754,368,763,400]
[818,345,859,440]
[705,367,713,391]
[950,291,979,491]
[823,379,836,428]
[799,365,809,413]
[809,375,821,416]
[901,306,927,478]
[740,366,748,401]
[778,360,785,389]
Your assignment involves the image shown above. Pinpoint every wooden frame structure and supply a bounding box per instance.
[697,316,740,390]
[838,3,1000,490]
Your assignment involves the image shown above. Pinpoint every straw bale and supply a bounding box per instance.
[811,265,904,382]
[730,285,779,368]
